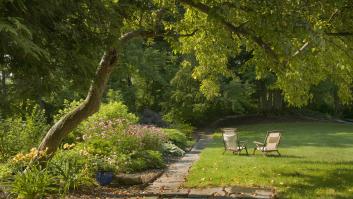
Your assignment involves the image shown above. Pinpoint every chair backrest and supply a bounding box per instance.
[222,128,239,150]
[222,128,237,134]
[265,130,281,150]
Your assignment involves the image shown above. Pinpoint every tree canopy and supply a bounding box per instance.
[0,0,352,158]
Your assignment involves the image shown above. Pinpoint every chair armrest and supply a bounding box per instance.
[253,141,264,146]
[239,140,247,143]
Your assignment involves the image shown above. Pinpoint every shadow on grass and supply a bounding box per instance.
[212,132,353,148]
[279,167,353,198]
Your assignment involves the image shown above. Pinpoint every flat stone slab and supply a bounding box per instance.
[189,187,226,198]
[225,186,275,199]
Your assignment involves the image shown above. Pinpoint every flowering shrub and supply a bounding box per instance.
[126,125,167,151]
[10,148,48,172]
[79,120,168,173]
[56,101,138,144]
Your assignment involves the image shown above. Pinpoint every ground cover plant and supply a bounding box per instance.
[184,122,353,199]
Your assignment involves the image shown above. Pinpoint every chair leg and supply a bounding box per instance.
[253,148,256,155]
[276,150,281,156]
[223,150,226,155]
[245,147,249,155]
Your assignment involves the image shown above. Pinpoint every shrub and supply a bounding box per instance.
[127,150,165,173]
[0,105,48,161]
[49,149,95,195]
[0,163,11,181]
[87,102,138,125]
[55,100,138,144]
[126,125,167,151]
[173,123,194,137]
[162,142,185,157]
[0,118,23,161]
[11,165,55,199]
[21,106,49,149]
[82,123,167,173]
[10,148,48,173]
[163,128,189,150]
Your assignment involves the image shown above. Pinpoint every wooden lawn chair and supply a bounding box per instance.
[221,128,248,155]
[253,130,282,156]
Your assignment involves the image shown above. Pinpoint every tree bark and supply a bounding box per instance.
[36,29,154,161]
[36,48,117,160]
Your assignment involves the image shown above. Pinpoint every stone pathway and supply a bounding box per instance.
[142,132,276,198]
[144,132,213,196]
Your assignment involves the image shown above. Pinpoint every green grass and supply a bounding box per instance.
[184,122,353,198]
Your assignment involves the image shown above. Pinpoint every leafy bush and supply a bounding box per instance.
[163,128,189,150]
[0,118,23,161]
[49,149,95,195]
[126,125,166,151]
[128,150,165,172]
[162,142,185,157]
[87,102,138,125]
[82,121,167,173]
[172,123,194,137]
[21,106,48,150]
[0,106,48,161]
[0,163,11,181]
[54,100,139,144]
[11,165,55,199]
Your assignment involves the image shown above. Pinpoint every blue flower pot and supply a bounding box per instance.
[95,171,114,186]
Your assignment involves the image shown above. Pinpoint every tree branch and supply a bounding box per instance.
[283,41,310,66]
[326,32,353,36]
[292,41,310,57]
[165,29,199,38]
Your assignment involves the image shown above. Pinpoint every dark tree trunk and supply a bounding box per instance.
[333,90,341,117]
[273,90,283,111]
[1,70,6,96]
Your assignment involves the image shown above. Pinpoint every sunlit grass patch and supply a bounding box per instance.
[184,122,353,198]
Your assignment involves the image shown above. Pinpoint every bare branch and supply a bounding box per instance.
[292,41,310,57]
[283,41,310,66]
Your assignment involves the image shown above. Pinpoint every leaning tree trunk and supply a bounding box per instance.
[36,48,117,160]
[35,30,153,162]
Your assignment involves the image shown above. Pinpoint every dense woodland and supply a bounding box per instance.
[0,0,353,198]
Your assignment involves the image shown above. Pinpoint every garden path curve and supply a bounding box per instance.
[143,130,276,198]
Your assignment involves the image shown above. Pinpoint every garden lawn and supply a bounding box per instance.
[184,122,353,199]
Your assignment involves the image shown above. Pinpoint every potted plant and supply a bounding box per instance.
[94,157,115,186]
